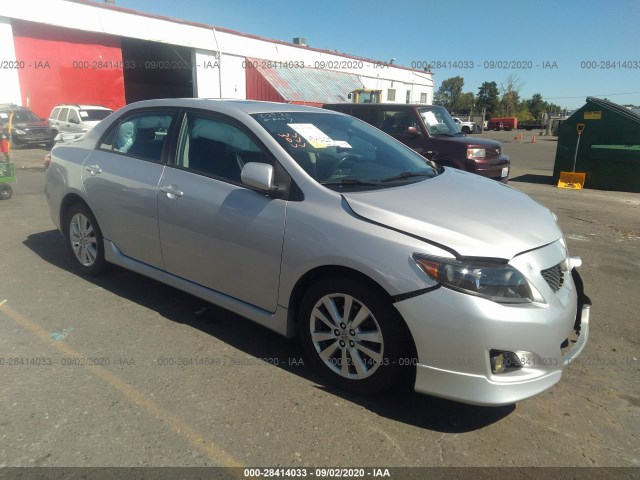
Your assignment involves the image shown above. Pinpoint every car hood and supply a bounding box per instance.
[13,120,48,128]
[431,134,499,148]
[341,169,562,259]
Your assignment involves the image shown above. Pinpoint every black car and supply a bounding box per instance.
[0,104,51,148]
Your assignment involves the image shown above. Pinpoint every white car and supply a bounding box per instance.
[48,104,113,140]
[452,117,479,134]
[45,99,590,406]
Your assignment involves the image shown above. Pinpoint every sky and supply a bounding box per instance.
[114,0,640,109]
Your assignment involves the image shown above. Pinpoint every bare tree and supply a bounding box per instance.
[499,74,523,116]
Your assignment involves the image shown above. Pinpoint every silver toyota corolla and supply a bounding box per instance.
[45,99,590,406]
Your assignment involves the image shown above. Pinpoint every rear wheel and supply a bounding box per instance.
[0,183,12,200]
[299,277,411,395]
[64,203,107,275]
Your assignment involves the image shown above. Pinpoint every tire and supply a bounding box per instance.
[64,203,108,275]
[298,277,412,395]
[462,126,471,134]
[0,183,12,200]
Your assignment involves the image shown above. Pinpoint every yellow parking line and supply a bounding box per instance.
[0,300,244,469]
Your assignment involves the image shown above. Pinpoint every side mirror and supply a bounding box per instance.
[241,162,277,192]
[406,126,420,136]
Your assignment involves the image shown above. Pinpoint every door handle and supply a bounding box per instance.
[85,165,102,176]
[159,185,184,198]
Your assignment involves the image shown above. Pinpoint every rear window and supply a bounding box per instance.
[79,109,112,121]
[50,107,61,120]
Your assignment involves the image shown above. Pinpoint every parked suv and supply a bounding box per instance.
[49,104,113,141]
[0,104,51,148]
[323,103,510,182]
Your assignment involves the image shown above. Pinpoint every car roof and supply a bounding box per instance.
[0,105,32,112]
[323,103,440,109]
[53,104,113,110]
[120,98,335,116]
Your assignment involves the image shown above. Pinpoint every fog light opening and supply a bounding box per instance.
[490,349,522,374]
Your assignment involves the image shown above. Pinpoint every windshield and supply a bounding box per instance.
[252,111,439,190]
[418,106,461,136]
[10,110,41,123]
[79,109,112,121]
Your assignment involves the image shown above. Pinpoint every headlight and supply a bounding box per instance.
[466,148,485,158]
[13,129,26,135]
[413,254,536,304]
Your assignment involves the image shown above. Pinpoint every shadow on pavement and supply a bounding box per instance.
[24,229,515,433]
[510,173,554,185]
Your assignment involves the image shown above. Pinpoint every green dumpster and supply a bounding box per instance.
[553,97,640,193]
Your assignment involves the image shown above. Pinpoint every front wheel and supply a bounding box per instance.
[298,277,412,395]
[0,183,12,200]
[64,203,108,275]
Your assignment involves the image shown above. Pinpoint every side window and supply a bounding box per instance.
[380,110,418,135]
[99,111,174,162]
[175,113,270,183]
[67,109,80,124]
[59,108,69,122]
[50,107,61,120]
[350,107,377,127]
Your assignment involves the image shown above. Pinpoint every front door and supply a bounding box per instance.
[157,111,286,312]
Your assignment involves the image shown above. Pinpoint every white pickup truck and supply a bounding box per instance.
[452,117,479,134]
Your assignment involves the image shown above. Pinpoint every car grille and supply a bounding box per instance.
[541,264,564,292]
[486,147,501,157]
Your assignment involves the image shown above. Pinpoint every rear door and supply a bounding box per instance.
[81,108,177,269]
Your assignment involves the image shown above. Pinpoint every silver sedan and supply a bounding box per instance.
[45,99,590,405]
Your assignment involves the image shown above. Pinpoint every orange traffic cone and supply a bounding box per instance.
[519,133,523,140]
[531,135,536,143]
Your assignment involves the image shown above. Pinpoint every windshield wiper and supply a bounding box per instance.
[378,171,432,182]
[321,178,381,186]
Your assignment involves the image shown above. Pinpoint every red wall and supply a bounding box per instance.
[11,20,126,118]
[245,61,286,103]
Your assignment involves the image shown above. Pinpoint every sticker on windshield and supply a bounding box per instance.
[0,113,8,119]
[288,123,336,149]
[277,132,306,149]
[257,112,294,123]
[79,111,89,118]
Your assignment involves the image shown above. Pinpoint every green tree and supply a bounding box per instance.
[457,92,475,114]
[434,76,464,111]
[476,81,499,119]
[526,93,546,120]
[516,105,534,122]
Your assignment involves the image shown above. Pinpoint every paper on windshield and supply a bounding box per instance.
[79,111,89,118]
[288,123,336,149]
[422,111,439,126]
